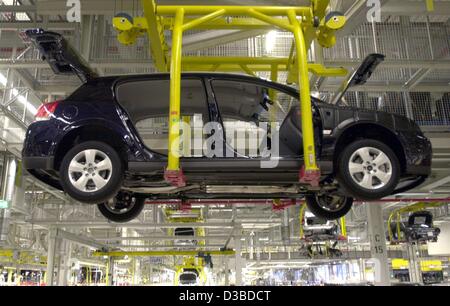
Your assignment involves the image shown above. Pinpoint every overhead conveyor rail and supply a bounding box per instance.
[112,0,348,188]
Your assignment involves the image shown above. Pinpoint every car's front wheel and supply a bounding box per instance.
[305,194,353,220]
[337,139,400,200]
[97,193,145,222]
[59,141,123,203]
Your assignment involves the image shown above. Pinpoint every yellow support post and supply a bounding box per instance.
[105,260,109,286]
[288,10,320,186]
[340,216,347,238]
[426,0,435,12]
[396,212,402,241]
[165,8,186,186]
[269,64,279,124]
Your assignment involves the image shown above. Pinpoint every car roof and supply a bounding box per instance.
[90,72,299,95]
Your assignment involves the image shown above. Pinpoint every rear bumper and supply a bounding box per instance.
[22,156,62,190]
[22,156,54,170]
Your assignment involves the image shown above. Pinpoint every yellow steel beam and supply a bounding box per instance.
[141,0,169,72]
[0,250,13,257]
[161,17,282,30]
[308,64,347,77]
[182,9,226,31]
[156,6,311,17]
[181,64,288,72]
[182,57,346,76]
[312,0,330,19]
[92,250,235,257]
[239,64,257,77]
[247,9,292,31]
[182,56,288,65]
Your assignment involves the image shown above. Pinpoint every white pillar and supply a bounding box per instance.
[46,227,58,286]
[107,257,114,286]
[57,240,71,286]
[133,258,140,285]
[359,258,366,282]
[224,258,229,286]
[407,244,422,284]
[365,203,390,286]
[0,155,16,243]
[234,235,243,286]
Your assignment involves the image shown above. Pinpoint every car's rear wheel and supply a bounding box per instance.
[305,193,353,220]
[337,139,400,200]
[59,141,123,203]
[97,193,145,222]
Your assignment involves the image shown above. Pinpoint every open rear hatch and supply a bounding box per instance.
[24,28,97,82]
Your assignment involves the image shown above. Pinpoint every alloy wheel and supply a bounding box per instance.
[348,146,393,190]
[68,149,113,192]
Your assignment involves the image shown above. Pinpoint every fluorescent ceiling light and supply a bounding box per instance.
[11,88,37,114]
[0,73,7,86]
[265,31,277,53]
[1,0,31,21]
[0,72,38,115]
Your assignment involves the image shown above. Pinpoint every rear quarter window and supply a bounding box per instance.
[67,80,114,102]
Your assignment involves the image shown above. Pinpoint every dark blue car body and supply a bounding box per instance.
[23,73,432,196]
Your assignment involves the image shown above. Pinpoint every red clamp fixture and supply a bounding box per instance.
[164,168,187,187]
[299,165,321,187]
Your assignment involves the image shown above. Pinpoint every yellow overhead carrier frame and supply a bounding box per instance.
[113,0,348,187]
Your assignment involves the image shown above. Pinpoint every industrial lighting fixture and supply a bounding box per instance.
[0,72,38,115]
[0,73,7,85]
[265,30,278,53]
[1,0,31,21]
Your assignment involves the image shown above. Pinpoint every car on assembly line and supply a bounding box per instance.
[388,211,440,243]
[22,29,432,222]
[302,211,340,242]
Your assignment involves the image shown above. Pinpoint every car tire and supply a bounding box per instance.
[305,194,353,220]
[337,139,400,200]
[59,141,123,204]
[97,194,145,223]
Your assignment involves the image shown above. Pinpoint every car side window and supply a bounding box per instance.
[135,114,204,157]
[116,78,207,156]
[211,79,295,157]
